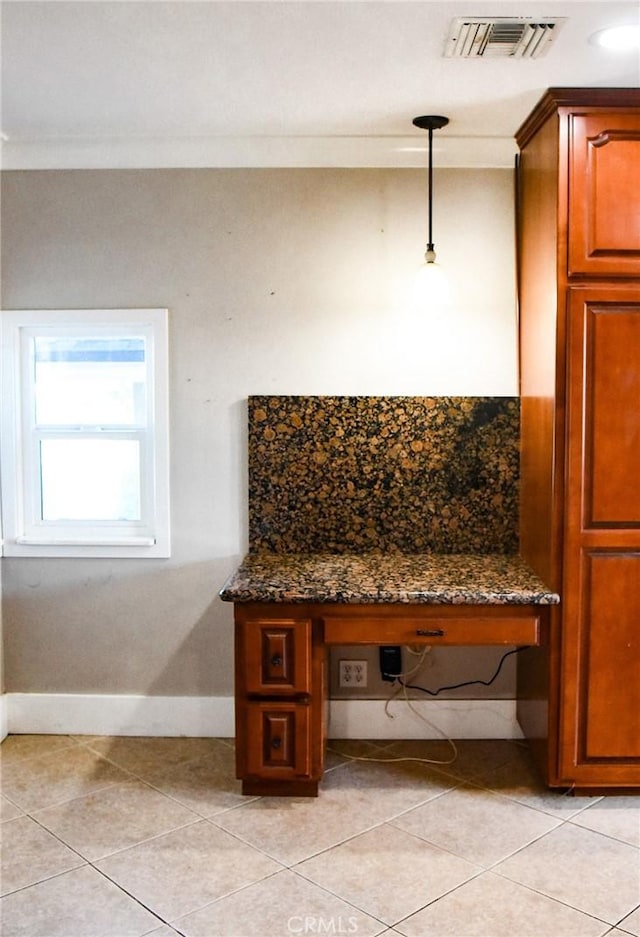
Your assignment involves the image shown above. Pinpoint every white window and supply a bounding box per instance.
[1,309,170,558]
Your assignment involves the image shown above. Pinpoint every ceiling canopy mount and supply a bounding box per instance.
[412,116,449,132]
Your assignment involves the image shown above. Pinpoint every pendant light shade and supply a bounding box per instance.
[412,115,449,266]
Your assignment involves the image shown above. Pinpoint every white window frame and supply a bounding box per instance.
[1,308,170,558]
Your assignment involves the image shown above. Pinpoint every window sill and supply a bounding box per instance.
[16,536,156,547]
[4,536,170,559]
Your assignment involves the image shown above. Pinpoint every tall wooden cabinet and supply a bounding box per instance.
[516,88,640,791]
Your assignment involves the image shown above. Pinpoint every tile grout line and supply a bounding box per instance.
[489,865,628,933]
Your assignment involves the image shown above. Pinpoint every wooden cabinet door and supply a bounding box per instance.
[580,551,640,760]
[568,111,640,277]
[560,287,640,784]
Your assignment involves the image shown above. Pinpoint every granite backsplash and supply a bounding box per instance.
[248,396,519,555]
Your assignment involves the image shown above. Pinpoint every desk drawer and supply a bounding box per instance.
[322,612,541,646]
[239,618,312,695]
[245,700,312,778]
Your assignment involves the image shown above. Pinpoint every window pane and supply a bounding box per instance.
[40,439,141,521]
[34,337,146,426]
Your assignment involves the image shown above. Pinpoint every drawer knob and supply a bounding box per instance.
[270,654,283,667]
[271,737,282,750]
[416,628,445,637]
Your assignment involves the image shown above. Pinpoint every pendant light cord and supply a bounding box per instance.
[427,125,434,253]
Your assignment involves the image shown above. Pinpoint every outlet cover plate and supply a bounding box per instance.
[339,660,368,688]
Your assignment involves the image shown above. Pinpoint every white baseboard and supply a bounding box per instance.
[6,694,236,737]
[4,693,522,739]
[0,694,8,742]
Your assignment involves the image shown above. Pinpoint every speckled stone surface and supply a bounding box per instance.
[248,396,519,554]
[220,553,559,605]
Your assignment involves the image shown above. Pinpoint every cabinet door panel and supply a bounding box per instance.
[569,113,640,276]
[580,297,640,527]
[583,552,640,759]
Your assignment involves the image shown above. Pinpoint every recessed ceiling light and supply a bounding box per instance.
[590,24,640,51]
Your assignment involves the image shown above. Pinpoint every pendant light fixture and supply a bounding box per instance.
[412,115,449,267]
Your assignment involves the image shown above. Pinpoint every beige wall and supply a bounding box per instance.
[1,167,518,699]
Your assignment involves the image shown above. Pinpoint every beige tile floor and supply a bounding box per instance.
[1,734,639,937]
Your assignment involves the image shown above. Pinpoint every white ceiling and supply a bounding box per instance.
[1,0,639,169]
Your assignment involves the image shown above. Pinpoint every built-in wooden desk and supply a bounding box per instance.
[220,553,559,796]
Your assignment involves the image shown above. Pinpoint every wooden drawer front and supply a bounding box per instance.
[242,619,311,695]
[246,702,311,778]
[322,614,540,646]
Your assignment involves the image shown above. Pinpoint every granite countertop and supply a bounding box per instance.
[219,552,559,606]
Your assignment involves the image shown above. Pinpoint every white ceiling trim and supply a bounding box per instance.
[0,135,518,171]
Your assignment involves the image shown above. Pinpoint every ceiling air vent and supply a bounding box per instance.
[445,17,566,58]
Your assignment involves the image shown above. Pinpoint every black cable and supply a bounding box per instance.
[398,646,527,697]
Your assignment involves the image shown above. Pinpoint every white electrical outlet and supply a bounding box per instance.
[339,659,368,688]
